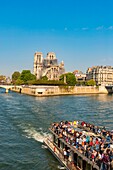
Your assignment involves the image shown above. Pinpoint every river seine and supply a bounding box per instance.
[0,88,113,170]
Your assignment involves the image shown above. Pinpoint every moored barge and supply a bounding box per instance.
[44,121,113,170]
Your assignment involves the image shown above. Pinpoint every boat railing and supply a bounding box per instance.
[49,128,100,170]
[44,137,80,170]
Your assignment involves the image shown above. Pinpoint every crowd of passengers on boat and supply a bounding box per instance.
[51,121,113,170]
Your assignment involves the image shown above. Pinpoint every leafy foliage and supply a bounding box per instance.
[60,73,76,86]
[19,70,36,83]
[12,70,36,85]
[15,79,24,85]
[32,80,65,86]
[41,76,48,81]
[12,71,20,84]
[12,70,97,87]
[85,79,96,86]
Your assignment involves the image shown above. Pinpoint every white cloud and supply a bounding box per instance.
[96,25,104,30]
[107,26,113,30]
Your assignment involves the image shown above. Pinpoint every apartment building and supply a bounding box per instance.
[86,66,113,85]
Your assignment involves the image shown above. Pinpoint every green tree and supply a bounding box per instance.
[41,76,48,81]
[15,79,24,85]
[12,71,20,84]
[85,79,96,86]
[18,70,36,84]
[60,73,76,86]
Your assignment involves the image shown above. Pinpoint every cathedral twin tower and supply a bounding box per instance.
[33,52,65,80]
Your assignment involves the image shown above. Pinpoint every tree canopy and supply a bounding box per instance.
[60,72,76,86]
[12,70,96,87]
[85,79,96,86]
[12,70,36,85]
[41,76,48,81]
[12,71,20,84]
[18,70,36,84]
[19,70,36,83]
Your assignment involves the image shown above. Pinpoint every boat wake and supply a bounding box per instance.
[57,165,66,169]
[41,144,48,149]
[24,128,46,143]
[21,125,49,143]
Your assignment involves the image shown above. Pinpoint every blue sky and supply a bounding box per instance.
[0,0,113,77]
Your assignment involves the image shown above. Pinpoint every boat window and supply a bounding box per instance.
[54,135,58,145]
[55,137,58,145]
[82,160,87,170]
[92,168,98,170]
[53,135,55,143]
[77,156,82,169]
[60,141,64,149]
[58,139,60,148]
[86,162,92,170]
[73,153,77,165]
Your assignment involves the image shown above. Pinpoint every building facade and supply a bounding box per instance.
[86,66,113,85]
[73,70,86,81]
[34,52,65,80]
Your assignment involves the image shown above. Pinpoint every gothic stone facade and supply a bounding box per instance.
[34,52,65,80]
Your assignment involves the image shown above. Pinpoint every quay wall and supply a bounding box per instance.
[11,85,108,96]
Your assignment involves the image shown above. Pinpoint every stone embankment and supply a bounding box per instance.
[11,85,108,97]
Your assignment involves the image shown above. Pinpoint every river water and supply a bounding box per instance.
[0,88,113,170]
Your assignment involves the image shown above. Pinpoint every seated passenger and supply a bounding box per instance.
[106,134,111,143]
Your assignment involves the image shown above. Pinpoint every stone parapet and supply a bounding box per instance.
[98,85,108,93]
[11,85,108,97]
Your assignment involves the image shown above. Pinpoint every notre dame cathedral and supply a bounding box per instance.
[33,52,65,80]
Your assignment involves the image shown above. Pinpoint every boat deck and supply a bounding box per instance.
[44,120,113,170]
[44,137,79,170]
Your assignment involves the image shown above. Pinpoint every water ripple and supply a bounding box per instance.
[0,90,113,170]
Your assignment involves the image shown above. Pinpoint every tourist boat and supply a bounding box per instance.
[43,121,112,170]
